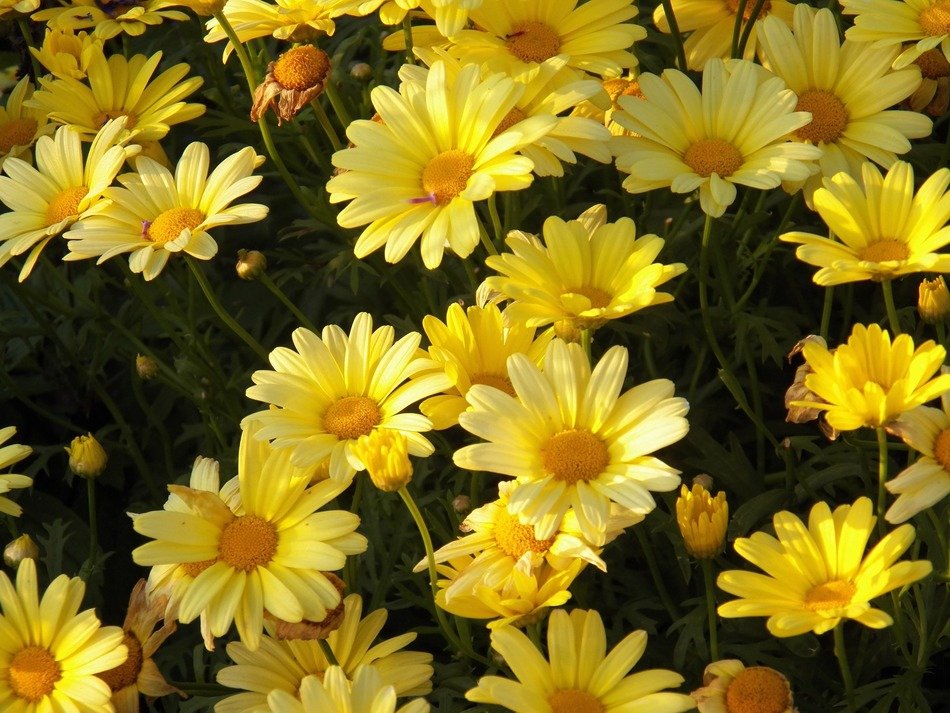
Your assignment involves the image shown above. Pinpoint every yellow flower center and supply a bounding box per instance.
[9,646,61,702]
[548,690,604,713]
[726,0,773,20]
[97,632,143,692]
[932,428,950,470]
[146,207,205,245]
[916,48,950,78]
[421,149,474,205]
[470,372,515,396]
[506,21,562,63]
[323,395,381,440]
[684,138,743,178]
[569,285,612,310]
[603,78,643,107]
[860,239,909,263]
[93,109,137,130]
[45,186,89,227]
[795,89,849,144]
[273,45,331,90]
[920,1,950,36]
[0,118,38,153]
[492,107,528,137]
[218,515,278,572]
[541,429,610,484]
[804,579,856,611]
[493,509,555,557]
[724,667,791,713]
[182,557,216,578]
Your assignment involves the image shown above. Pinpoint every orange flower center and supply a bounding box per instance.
[603,78,643,107]
[932,428,950,470]
[506,21,562,63]
[724,667,791,713]
[93,109,137,130]
[684,138,743,178]
[45,186,89,227]
[421,149,474,205]
[273,45,331,90]
[218,515,278,572]
[569,285,612,310]
[804,579,856,611]
[492,107,528,137]
[470,372,515,396]
[541,428,609,484]
[493,509,555,557]
[9,646,61,702]
[548,690,604,713]
[0,118,38,153]
[920,1,950,36]
[859,239,909,263]
[726,0,773,20]
[323,395,381,440]
[916,48,950,78]
[97,632,143,692]
[795,89,849,144]
[182,557,216,578]
[146,207,205,245]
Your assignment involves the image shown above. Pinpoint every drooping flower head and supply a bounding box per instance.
[717,497,933,636]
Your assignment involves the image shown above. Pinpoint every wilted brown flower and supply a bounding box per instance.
[785,335,838,440]
[251,45,331,125]
[265,573,347,640]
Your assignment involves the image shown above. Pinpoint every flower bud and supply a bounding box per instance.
[352,430,412,492]
[676,483,728,559]
[3,534,39,568]
[918,275,950,324]
[135,354,160,380]
[452,494,471,513]
[236,249,267,280]
[65,434,108,479]
[350,62,373,81]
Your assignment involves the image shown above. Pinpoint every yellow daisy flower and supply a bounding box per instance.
[0,558,128,711]
[416,301,553,430]
[266,667,430,713]
[793,322,950,431]
[30,27,104,80]
[64,141,268,280]
[883,388,950,522]
[717,497,933,636]
[27,50,205,142]
[97,579,182,713]
[131,421,368,651]
[244,312,449,479]
[467,609,695,712]
[908,48,950,115]
[356,0,482,38]
[0,119,135,282]
[692,659,797,713]
[654,0,795,70]
[215,593,433,711]
[33,0,188,39]
[676,482,729,560]
[326,61,554,268]
[0,0,37,18]
[780,161,950,286]
[612,58,822,218]
[842,0,950,68]
[483,204,686,336]
[0,426,32,517]
[454,339,689,545]
[571,70,642,137]
[446,0,646,79]
[758,5,932,203]
[0,77,51,169]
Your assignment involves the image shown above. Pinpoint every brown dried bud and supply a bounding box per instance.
[251,45,331,125]
[350,62,373,81]
[236,249,267,280]
[4,534,39,568]
[452,494,471,514]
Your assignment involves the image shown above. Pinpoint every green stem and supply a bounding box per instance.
[479,222,499,258]
[882,279,901,335]
[402,15,415,64]
[819,287,835,341]
[833,622,856,713]
[580,328,593,362]
[310,98,343,151]
[17,19,44,81]
[736,0,769,58]
[185,257,269,362]
[634,526,680,621]
[488,194,503,244]
[660,0,689,71]
[701,558,719,661]
[79,477,98,581]
[730,0,749,57]
[258,271,317,332]
[317,638,340,667]
[876,427,889,538]
[324,80,353,128]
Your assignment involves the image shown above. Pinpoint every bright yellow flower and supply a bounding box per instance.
[33,0,188,39]
[215,593,433,711]
[919,275,950,323]
[65,432,108,478]
[842,0,950,68]
[0,0,37,18]
[131,421,368,651]
[0,76,51,169]
[0,558,128,711]
[676,483,728,559]
[717,497,933,636]
[692,659,796,713]
[352,429,413,491]
[612,59,822,218]
[794,323,950,431]
[758,5,932,203]
[654,0,795,70]
[454,340,689,545]
[30,27,104,80]
[483,205,686,335]
[467,609,695,712]
[64,141,268,281]
[0,426,32,517]
[266,667,430,713]
[781,162,950,285]
[327,61,554,268]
